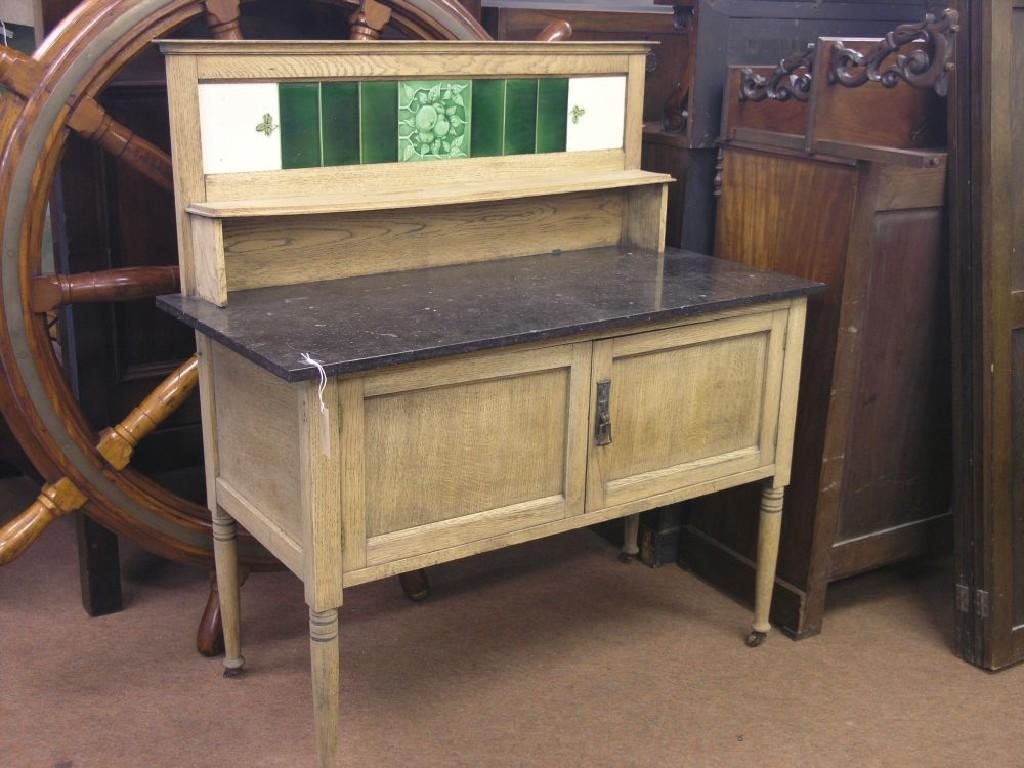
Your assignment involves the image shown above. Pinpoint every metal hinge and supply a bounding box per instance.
[955,583,991,619]
[955,582,970,612]
[977,590,990,619]
[594,379,612,446]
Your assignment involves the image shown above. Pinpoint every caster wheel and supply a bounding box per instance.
[223,667,244,678]
[618,551,637,563]
[745,630,768,648]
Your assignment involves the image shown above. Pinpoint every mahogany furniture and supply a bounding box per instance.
[680,13,956,639]
[949,0,1024,670]
[156,39,818,765]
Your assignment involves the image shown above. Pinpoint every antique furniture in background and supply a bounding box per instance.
[948,0,1024,670]
[0,0,531,651]
[485,0,937,565]
[156,38,817,765]
[680,12,957,639]
[487,1,933,253]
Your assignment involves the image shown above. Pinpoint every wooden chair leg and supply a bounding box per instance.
[619,513,641,562]
[399,568,430,601]
[746,484,785,647]
[309,607,340,768]
[197,575,224,657]
[198,567,250,657]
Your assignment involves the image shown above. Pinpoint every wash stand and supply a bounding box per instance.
[156,39,820,766]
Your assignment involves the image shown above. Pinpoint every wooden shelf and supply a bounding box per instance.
[186,169,674,219]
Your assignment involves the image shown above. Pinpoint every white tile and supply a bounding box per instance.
[198,83,283,175]
[565,75,627,153]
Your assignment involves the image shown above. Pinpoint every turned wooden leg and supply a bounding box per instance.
[619,513,641,562]
[398,568,430,601]
[212,506,244,675]
[309,607,340,768]
[747,484,784,647]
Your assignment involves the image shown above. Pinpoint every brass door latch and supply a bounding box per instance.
[594,379,612,445]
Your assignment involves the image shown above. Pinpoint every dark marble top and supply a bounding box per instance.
[157,247,823,382]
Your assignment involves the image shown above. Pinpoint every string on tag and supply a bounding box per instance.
[300,352,328,414]
[300,352,332,458]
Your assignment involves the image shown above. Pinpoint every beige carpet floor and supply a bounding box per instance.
[1,475,1022,768]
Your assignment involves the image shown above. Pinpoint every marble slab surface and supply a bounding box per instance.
[157,246,823,382]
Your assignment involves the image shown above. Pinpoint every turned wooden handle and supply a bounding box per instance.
[536,20,572,42]
[97,355,200,470]
[31,266,181,312]
[349,0,392,40]
[70,100,174,191]
[0,478,87,565]
[0,48,173,190]
[205,0,243,40]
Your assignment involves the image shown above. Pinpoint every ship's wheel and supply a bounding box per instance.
[0,0,570,647]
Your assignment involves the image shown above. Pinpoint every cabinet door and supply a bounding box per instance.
[345,343,591,571]
[586,310,789,513]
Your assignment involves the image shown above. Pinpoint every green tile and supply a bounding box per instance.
[279,82,322,169]
[359,81,398,164]
[503,79,539,156]
[470,79,506,158]
[398,80,471,162]
[536,78,569,154]
[321,82,360,167]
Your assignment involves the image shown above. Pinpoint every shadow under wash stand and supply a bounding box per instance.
[156,39,821,767]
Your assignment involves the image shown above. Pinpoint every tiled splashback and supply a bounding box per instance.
[198,76,627,175]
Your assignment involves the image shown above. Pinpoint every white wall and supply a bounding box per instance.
[0,0,35,28]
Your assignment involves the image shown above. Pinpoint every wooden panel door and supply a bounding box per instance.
[950,0,1024,669]
[351,344,592,570]
[586,311,787,513]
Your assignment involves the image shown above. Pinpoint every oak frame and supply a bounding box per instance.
[165,40,812,766]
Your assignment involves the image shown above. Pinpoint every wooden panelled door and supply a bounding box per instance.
[950,0,1024,669]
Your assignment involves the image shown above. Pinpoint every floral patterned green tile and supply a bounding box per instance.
[398,80,471,162]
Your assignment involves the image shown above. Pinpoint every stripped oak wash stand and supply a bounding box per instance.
[156,40,820,766]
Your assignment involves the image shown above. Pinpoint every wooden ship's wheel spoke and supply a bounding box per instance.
[30,266,182,312]
[349,0,393,39]
[0,47,174,190]
[205,0,243,40]
[0,355,199,564]
[536,19,572,42]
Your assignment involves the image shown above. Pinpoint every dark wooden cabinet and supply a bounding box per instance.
[949,0,1024,670]
[683,144,951,638]
[678,18,957,638]
[488,1,940,570]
